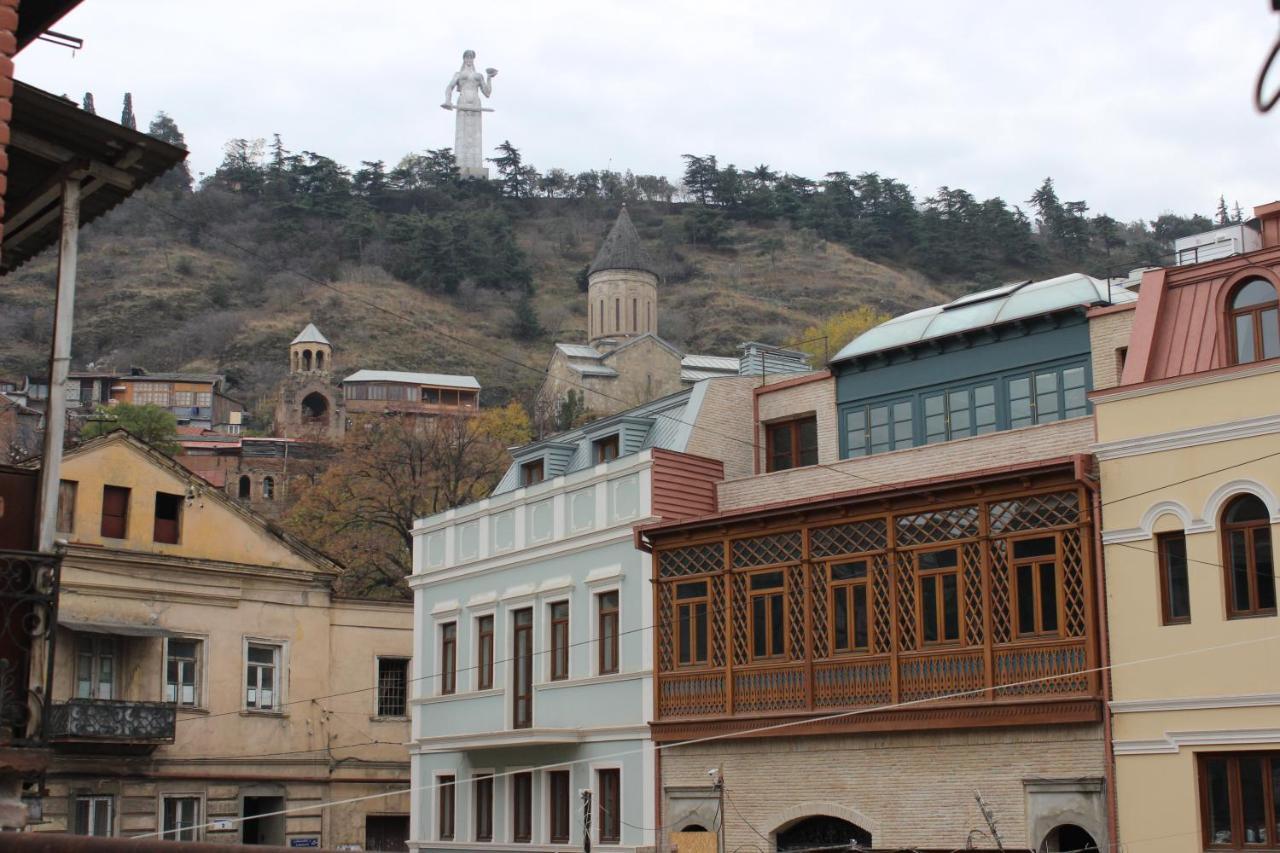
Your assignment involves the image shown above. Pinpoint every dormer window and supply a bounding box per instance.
[593,434,620,464]
[1229,278,1279,365]
[520,459,545,487]
[765,416,818,472]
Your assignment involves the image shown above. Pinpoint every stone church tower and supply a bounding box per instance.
[587,205,659,345]
[275,323,345,442]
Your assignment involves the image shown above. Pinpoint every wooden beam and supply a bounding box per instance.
[2,175,106,254]
[4,159,87,233]
[10,129,139,189]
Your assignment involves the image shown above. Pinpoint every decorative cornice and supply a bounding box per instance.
[1091,358,1280,404]
[1092,413,1280,461]
[1110,693,1280,714]
[410,723,650,753]
[1113,728,1280,755]
[410,527,644,589]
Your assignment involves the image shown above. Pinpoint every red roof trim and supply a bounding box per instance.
[752,369,832,397]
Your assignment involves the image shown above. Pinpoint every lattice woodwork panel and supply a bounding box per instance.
[659,542,724,578]
[872,553,893,654]
[963,541,984,647]
[657,581,674,671]
[993,641,1089,696]
[731,531,803,568]
[1061,528,1087,638]
[896,551,917,651]
[898,651,985,702]
[988,491,1080,534]
[710,576,728,668]
[813,659,892,708]
[810,519,888,557]
[732,666,806,713]
[731,573,749,666]
[787,565,806,661]
[658,673,726,717]
[990,539,1012,644]
[895,505,981,547]
[812,565,830,660]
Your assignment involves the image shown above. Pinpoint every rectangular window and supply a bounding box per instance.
[474,774,494,842]
[166,639,200,707]
[153,492,182,544]
[597,591,619,675]
[57,479,77,534]
[1009,365,1089,428]
[195,392,212,407]
[377,657,409,716]
[101,485,130,539]
[830,560,870,652]
[440,622,457,695]
[844,398,913,457]
[513,609,533,729]
[477,615,494,690]
[1012,537,1059,637]
[520,459,545,487]
[766,416,819,472]
[245,642,281,711]
[161,795,200,842]
[749,570,786,659]
[598,768,621,844]
[550,601,570,681]
[172,391,195,407]
[75,635,115,700]
[1158,532,1191,625]
[512,771,533,843]
[1199,752,1280,850]
[74,795,113,836]
[549,770,571,844]
[133,383,171,407]
[438,775,455,841]
[675,580,709,667]
[594,434,620,464]
[918,548,961,644]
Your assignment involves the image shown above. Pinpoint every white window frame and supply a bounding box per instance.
[433,769,458,842]
[242,637,287,713]
[469,767,496,843]
[374,654,411,718]
[589,582,623,677]
[542,593,573,684]
[591,762,624,847]
[163,635,207,710]
[159,792,204,842]
[73,793,114,836]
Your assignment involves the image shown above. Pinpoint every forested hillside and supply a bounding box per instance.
[0,112,1230,426]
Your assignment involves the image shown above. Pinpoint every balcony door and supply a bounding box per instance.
[75,635,115,700]
[513,608,533,729]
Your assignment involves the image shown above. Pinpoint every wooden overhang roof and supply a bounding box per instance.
[15,0,84,52]
[1,81,188,274]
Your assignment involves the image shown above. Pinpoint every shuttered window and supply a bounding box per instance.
[101,485,130,539]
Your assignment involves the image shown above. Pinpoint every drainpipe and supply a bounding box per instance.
[654,745,663,853]
[35,178,81,551]
[1087,477,1120,852]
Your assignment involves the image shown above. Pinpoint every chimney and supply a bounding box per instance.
[738,342,812,377]
[1255,201,1280,248]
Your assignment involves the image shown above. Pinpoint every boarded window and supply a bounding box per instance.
[101,485,130,539]
[57,480,77,533]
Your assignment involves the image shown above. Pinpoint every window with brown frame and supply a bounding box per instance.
[153,492,182,545]
[513,608,533,728]
[1012,537,1059,637]
[57,480,77,534]
[749,570,786,659]
[548,770,571,844]
[520,460,545,487]
[1198,752,1280,849]
[549,601,570,681]
[511,771,532,843]
[830,560,871,652]
[918,548,961,644]
[473,774,494,842]
[598,768,621,844]
[765,416,819,472]
[1157,531,1191,625]
[1222,494,1277,618]
[597,591,619,674]
[1229,278,1280,365]
[675,580,709,667]
[440,622,457,695]
[594,434,620,464]
[437,775,455,841]
[100,485,130,539]
[476,615,494,690]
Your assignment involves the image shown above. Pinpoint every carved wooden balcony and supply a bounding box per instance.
[48,699,176,753]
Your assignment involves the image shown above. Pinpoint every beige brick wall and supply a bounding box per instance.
[662,724,1105,851]
[1089,308,1136,391]
[756,374,839,469]
[718,416,1096,510]
[685,376,759,482]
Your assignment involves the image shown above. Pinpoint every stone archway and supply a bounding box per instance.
[774,815,872,852]
[301,392,329,423]
[1040,824,1098,853]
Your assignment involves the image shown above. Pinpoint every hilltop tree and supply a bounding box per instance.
[489,140,538,198]
[1216,195,1230,226]
[147,112,193,191]
[120,92,137,129]
[81,92,95,115]
[681,154,719,205]
[79,404,179,455]
[509,292,544,340]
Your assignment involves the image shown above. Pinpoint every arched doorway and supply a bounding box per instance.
[776,816,872,852]
[1041,824,1098,853]
[301,392,329,423]
[238,475,251,499]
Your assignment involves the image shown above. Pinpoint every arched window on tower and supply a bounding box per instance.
[303,349,313,371]
[238,475,251,499]
[632,297,637,332]
[292,351,300,372]
[316,351,325,371]
[615,298,620,332]
[1229,278,1280,364]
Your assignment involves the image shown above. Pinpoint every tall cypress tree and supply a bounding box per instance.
[81,92,95,114]
[120,93,137,129]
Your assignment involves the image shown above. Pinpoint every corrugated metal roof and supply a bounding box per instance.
[342,369,480,390]
[681,354,738,370]
[588,206,658,276]
[832,273,1130,363]
[123,372,224,384]
[291,323,331,345]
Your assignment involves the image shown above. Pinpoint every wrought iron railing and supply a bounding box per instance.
[0,549,61,748]
[48,699,176,742]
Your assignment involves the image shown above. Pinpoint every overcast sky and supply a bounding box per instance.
[15,1,1279,221]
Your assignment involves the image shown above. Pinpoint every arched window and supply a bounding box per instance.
[1222,494,1276,618]
[302,349,313,371]
[262,477,275,501]
[292,351,300,372]
[301,392,329,423]
[316,351,325,371]
[238,475,251,499]
[1229,278,1280,364]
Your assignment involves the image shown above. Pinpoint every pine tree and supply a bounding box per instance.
[81,92,95,114]
[509,291,544,340]
[146,112,193,191]
[120,93,137,129]
[1233,202,1245,223]
[1216,195,1230,226]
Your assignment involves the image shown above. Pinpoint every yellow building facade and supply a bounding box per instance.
[1095,207,1280,853]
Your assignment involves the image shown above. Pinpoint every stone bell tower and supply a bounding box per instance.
[276,323,344,442]
[289,323,333,374]
[587,206,659,347]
